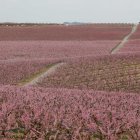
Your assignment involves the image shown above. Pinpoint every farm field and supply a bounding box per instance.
[1,86,140,139]
[130,24,140,40]
[118,25,140,54]
[0,24,132,41]
[0,24,140,140]
[118,39,140,54]
[0,41,120,60]
[0,59,59,85]
[38,55,140,93]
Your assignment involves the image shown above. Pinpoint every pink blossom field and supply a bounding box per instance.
[38,54,140,94]
[0,24,140,140]
[0,59,60,85]
[0,24,132,41]
[130,25,140,40]
[118,25,140,54]
[0,86,140,139]
[118,39,140,54]
[0,41,119,60]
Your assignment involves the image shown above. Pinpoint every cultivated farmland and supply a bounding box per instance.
[0,59,59,85]
[0,24,132,41]
[118,24,140,54]
[130,24,140,40]
[0,24,140,140]
[0,41,120,60]
[38,55,140,93]
[0,86,140,139]
[118,39,140,54]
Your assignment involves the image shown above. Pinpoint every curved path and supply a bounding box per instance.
[111,24,139,54]
[22,62,65,87]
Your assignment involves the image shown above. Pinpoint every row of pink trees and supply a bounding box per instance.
[0,86,140,139]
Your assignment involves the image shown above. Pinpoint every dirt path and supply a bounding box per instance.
[22,62,65,87]
[111,24,139,54]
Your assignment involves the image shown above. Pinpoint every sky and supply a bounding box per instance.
[0,0,140,23]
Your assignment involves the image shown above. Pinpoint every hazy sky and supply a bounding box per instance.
[0,0,140,23]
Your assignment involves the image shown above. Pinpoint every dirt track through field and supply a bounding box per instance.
[111,24,139,54]
[21,62,65,87]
